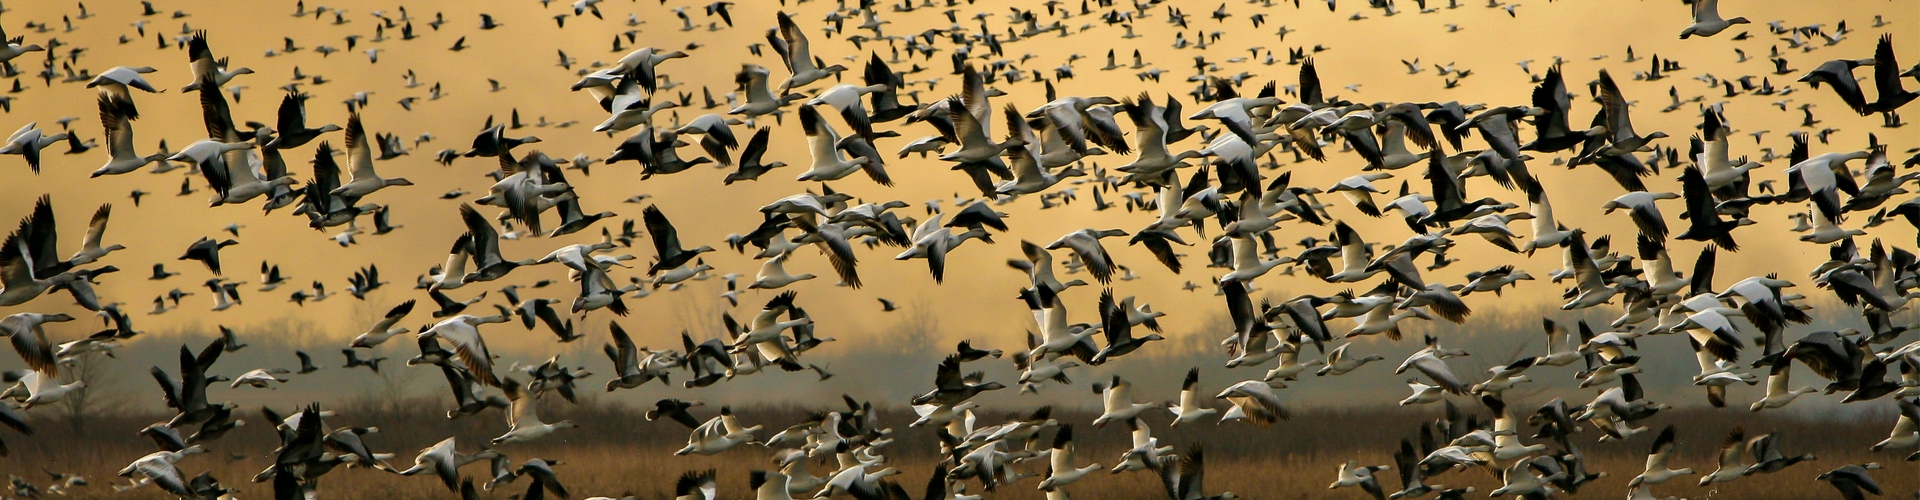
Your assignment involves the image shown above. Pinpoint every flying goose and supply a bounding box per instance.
[1818,463,1885,500]
[229,368,289,389]
[794,106,883,185]
[643,205,714,276]
[1799,56,1877,115]
[180,32,251,92]
[262,91,341,149]
[723,127,787,184]
[1741,430,1815,475]
[419,312,509,387]
[330,113,412,198]
[1090,289,1164,364]
[1091,375,1156,429]
[490,378,578,445]
[1047,228,1127,284]
[458,204,537,283]
[90,96,166,176]
[2,123,70,174]
[1864,34,1917,113]
[1678,0,1748,39]
[1145,444,1233,500]
[1328,459,1388,500]
[676,406,761,455]
[769,12,846,92]
[1215,379,1288,426]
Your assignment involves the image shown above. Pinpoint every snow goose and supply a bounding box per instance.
[894,214,988,284]
[728,64,804,119]
[54,328,120,362]
[230,368,289,389]
[794,106,879,184]
[331,113,411,198]
[1800,203,1863,243]
[1014,240,1088,293]
[425,235,472,292]
[751,470,794,500]
[1488,458,1557,498]
[1317,342,1385,376]
[1048,228,1127,283]
[912,355,1006,406]
[1678,0,1748,38]
[806,83,885,143]
[1799,56,1877,115]
[1021,286,1096,363]
[180,33,251,92]
[676,406,761,455]
[263,91,341,149]
[1751,356,1818,412]
[1215,379,1288,426]
[490,378,578,445]
[1116,93,1204,176]
[397,437,487,492]
[1559,231,1621,310]
[349,300,414,348]
[1387,439,1441,499]
[1,123,68,173]
[1327,459,1388,499]
[53,204,122,267]
[420,313,507,386]
[1872,398,1919,452]
[941,67,1020,164]
[1194,80,1280,147]
[1395,350,1467,396]
[87,66,161,105]
[1091,375,1155,428]
[729,291,807,348]
[724,127,787,184]
[1628,425,1694,488]
[1603,191,1679,241]
[1146,444,1235,500]
[457,205,536,283]
[1741,430,1815,475]
[669,469,717,500]
[90,96,165,176]
[1864,34,1918,113]
[603,322,672,390]
[1090,290,1164,364]
[1036,424,1099,491]
[1586,70,1669,160]
[1257,332,1324,381]
[643,205,714,276]
[997,107,1085,196]
[1817,463,1884,500]
[118,446,204,497]
[769,12,846,92]
[979,352,1025,389]
[0,36,45,65]
[1400,378,1446,406]
[3,312,71,375]
[749,250,813,290]
[1345,299,1432,339]
[1111,417,1174,475]
[1163,367,1220,427]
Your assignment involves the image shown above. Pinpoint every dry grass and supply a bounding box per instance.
[6,400,1916,499]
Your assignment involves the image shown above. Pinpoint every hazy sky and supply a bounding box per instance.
[0,0,1916,408]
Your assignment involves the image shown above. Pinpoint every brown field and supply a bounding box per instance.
[5,398,1916,500]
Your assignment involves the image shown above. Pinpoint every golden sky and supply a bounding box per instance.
[0,0,1916,376]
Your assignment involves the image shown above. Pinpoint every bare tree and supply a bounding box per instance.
[56,350,126,433]
[882,297,939,356]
